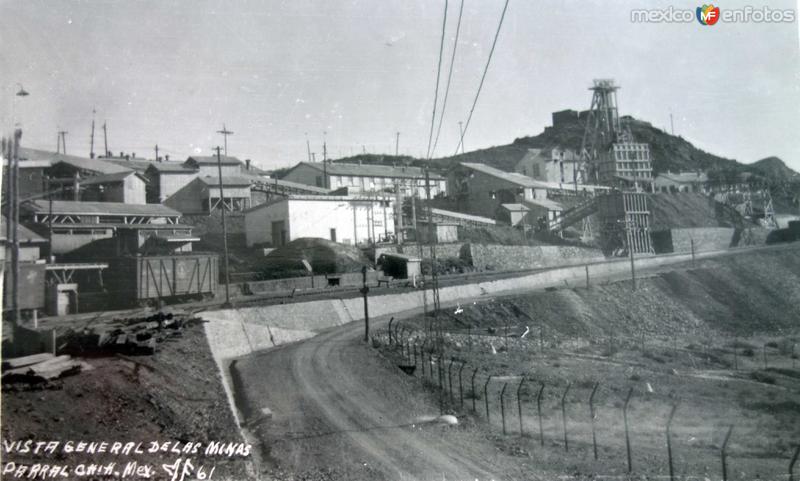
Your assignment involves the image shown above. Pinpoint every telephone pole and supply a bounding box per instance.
[154,144,159,162]
[322,132,328,189]
[11,129,22,322]
[305,133,312,162]
[216,124,233,156]
[102,122,108,157]
[89,109,96,158]
[214,146,232,307]
[57,130,68,155]
[395,132,400,156]
[669,112,675,136]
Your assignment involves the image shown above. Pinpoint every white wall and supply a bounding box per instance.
[244,200,289,247]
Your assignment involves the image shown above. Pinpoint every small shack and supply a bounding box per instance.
[377,252,421,280]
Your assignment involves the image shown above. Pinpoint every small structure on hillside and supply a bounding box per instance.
[416,220,458,244]
[654,171,709,194]
[515,147,581,185]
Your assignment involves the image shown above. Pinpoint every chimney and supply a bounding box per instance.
[246,159,251,170]
[165,154,170,162]
[119,151,124,158]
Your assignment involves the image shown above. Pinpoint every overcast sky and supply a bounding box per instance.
[2,0,799,172]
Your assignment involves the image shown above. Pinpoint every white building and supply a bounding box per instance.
[244,195,395,247]
[281,161,446,198]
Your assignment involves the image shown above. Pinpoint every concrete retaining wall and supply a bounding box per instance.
[374,243,465,260]
[245,271,379,294]
[460,244,605,271]
[202,248,718,362]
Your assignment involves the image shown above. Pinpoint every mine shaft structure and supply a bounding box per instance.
[580,79,654,255]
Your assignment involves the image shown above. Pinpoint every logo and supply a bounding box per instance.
[696,4,721,25]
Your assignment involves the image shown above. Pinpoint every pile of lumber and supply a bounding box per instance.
[59,313,202,355]
[2,353,89,383]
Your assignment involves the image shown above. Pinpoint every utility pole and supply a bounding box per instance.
[214,146,232,307]
[670,112,675,136]
[425,168,440,314]
[11,128,21,323]
[89,109,96,158]
[58,130,68,155]
[154,144,159,162]
[624,216,637,291]
[217,124,233,156]
[361,266,370,342]
[395,132,400,156]
[102,122,108,157]
[305,133,312,162]
[322,132,328,189]
[458,121,465,154]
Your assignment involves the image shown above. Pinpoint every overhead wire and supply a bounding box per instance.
[425,0,449,160]
[453,0,511,156]
[430,0,465,158]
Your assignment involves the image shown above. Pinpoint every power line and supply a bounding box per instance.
[430,0,465,158]
[425,0,449,160]
[453,0,511,156]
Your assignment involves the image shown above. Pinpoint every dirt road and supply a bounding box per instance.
[234,317,518,481]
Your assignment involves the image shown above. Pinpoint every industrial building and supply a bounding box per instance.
[281,161,446,198]
[515,147,581,185]
[164,176,253,214]
[244,194,395,247]
[654,171,709,193]
[21,200,184,255]
[447,162,562,223]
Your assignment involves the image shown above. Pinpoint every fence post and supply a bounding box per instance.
[623,387,634,473]
[561,382,572,452]
[448,358,455,404]
[789,444,800,481]
[539,324,544,355]
[471,368,479,412]
[500,383,509,435]
[589,382,600,460]
[421,342,428,379]
[458,362,466,409]
[413,342,418,368]
[666,402,679,481]
[721,424,734,481]
[585,264,590,288]
[537,382,546,447]
[484,375,493,423]
[517,377,526,437]
[388,317,394,344]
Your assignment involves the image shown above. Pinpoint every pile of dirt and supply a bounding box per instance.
[254,237,372,280]
[648,193,748,230]
[1,321,251,479]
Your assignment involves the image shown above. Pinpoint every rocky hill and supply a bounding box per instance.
[319,114,799,189]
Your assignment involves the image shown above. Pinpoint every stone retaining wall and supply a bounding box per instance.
[460,244,605,271]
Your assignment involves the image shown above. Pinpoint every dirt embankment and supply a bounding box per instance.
[451,247,800,340]
[1,323,251,480]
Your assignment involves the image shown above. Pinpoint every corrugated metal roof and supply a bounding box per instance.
[296,162,444,180]
[253,177,331,193]
[186,155,243,166]
[19,148,132,175]
[196,176,253,186]
[80,171,147,185]
[429,208,496,225]
[501,203,530,211]
[24,200,181,217]
[0,217,47,243]
[656,172,709,183]
[147,162,197,173]
[460,162,551,188]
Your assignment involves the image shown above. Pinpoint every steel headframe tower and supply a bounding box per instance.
[580,79,627,183]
